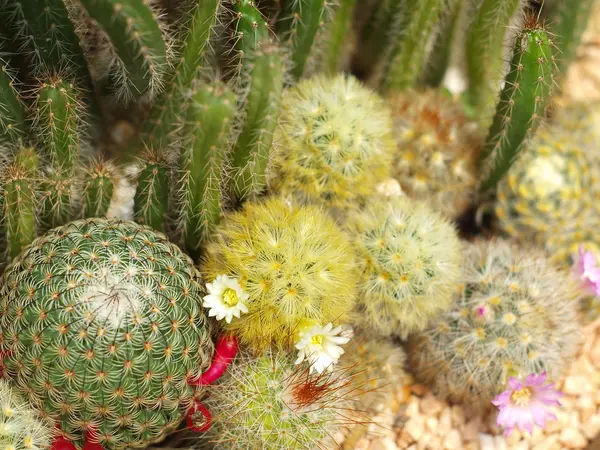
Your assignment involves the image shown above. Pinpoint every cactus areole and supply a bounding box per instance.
[0,219,214,450]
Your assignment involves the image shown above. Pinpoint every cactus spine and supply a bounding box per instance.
[479,19,555,192]
[81,157,116,218]
[133,150,169,232]
[230,0,283,201]
[179,82,236,261]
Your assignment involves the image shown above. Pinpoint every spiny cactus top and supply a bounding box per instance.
[0,219,214,450]
[408,239,581,409]
[202,197,358,351]
[270,74,394,210]
[0,379,54,450]
[388,90,482,219]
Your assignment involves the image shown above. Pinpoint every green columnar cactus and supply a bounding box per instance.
[321,0,357,75]
[408,239,581,409]
[230,0,283,201]
[81,158,116,218]
[179,82,236,261]
[0,218,214,450]
[388,89,482,219]
[203,197,358,351]
[77,0,168,102]
[382,0,445,91]
[133,151,170,232]
[201,351,357,449]
[0,379,54,450]
[479,19,555,192]
[495,128,592,239]
[345,196,461,338]
[0,62,26,144]
[465,0,525,122]
[270,74,394,211]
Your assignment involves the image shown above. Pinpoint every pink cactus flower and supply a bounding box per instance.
[572,246,600,296]
[492,372,563,436]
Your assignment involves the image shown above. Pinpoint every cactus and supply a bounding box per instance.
[408,239,581,409]
[230,0,284,201]
[200,350,361,449]
[0,218,214,449]
[479,19,556,192]
[270,74,394,211]
[179,82,236,261]
[344,196,461,338]
[388,89,482,219]
[202,197,358,351]
[0,62,26,143]
[81,157,116,218]
[133,150,170,233]
[320,0,357,75]
[495,127,593,239]
[0,379,54,450]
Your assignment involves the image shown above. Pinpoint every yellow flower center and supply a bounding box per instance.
[510,387,532,407]
[311,334,324,346]
[222,288,239,307]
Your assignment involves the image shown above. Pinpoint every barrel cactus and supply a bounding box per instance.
[0,219,214,449]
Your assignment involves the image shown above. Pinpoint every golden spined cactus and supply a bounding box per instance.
[202,197,359,352]
[270,74,394,211]
[388,89,482,219]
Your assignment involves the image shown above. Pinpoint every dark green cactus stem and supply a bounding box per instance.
[180,83,236,261]
[322,0,357,74]
[552,0,596,78]
[82,159,115,218]
[231,0,284,200]
[0,62,26,143]
[2,146,38,259]
[36,78,83,174]
[277,0,329,80]
[133,151,169,232]
[78,0,168,101]
[39,173,73,230]
[465,0,525,122]
[383,0,445,91]
[479,21,555,192]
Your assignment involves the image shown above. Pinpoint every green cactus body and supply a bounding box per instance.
[0,379,54,450]
[133,152,169,232]
[277,0,330,80]
[78,0,168,101]
[388,89,482,219]
[495,128,592,239]
[179,82,236,261]
[82,158,116,218]
[465,0,525,122]
[382,0,445,92]
[321,0,357,75]
[408,239,581,409]
[479,21,555,192]
[201,351,355,449]
[231,0,283,201]
[345,196,461,338]
[270,74,394,211]
[39,172,75,231]
[0,62,26,143]
[0,218,214,449]
[203,197,358,351]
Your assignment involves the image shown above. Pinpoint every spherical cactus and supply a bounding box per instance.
[495,127,594,239]
[344,196,461,338]
[408,239,581,410]
[270,74,394,210]
[0,219,214,449]
[202,197,358,351]
[200,350,358,450]
[0,379,54,450]
[388,89,482,219]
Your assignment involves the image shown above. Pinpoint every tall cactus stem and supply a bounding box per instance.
[321,0,357,75]
[0,61,26,143]
[133,149,169,232]
[82,158,116,218]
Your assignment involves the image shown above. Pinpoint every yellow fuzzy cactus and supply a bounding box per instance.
[202,197,359,351]
[388,90,482,219]
[270,74,394,211]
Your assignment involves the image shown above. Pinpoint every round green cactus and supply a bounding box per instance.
[344,196,461,338]
[0,219,214,449]
[202,197,358,352]
[388,89,482,219]
[270,74,394,211]
[408,239,581,409]
[0,379,54,450]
